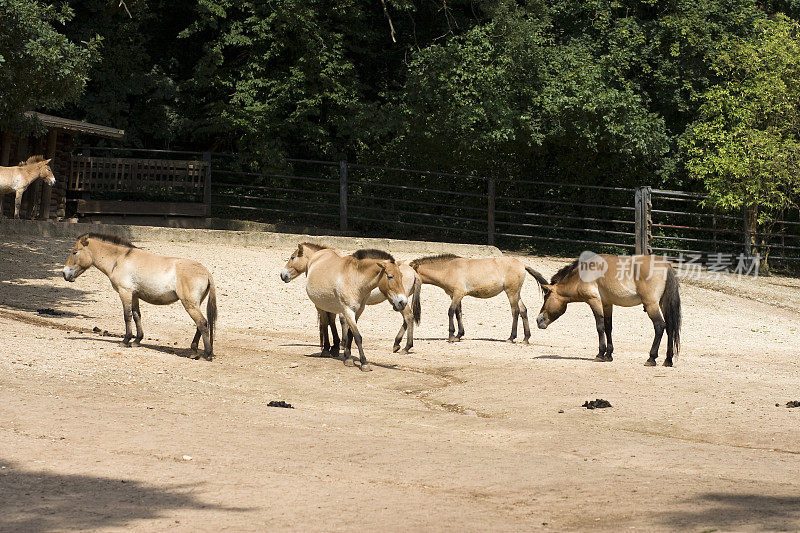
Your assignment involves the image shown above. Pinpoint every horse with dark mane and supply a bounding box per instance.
[62,233,218,360]
[409,254,542,343]
[531,253,681,366]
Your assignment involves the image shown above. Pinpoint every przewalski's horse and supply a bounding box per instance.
[350,249,422,354]
[62,233,218,360]
[281,243,407,371]
[0,156,56,218]
[409,254,542,343]
[531,253,681,366]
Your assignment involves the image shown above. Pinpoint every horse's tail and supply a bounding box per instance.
[207,275,218,349]
[660,266,681,358]
[411,274,422,325]
[525,266,548,294]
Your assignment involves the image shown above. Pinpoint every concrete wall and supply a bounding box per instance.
[0,219,502,256]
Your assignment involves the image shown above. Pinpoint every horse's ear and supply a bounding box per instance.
[79,235,90,246]
[542,284,553,294]
[296,243,304,257]
[44,158,52,165]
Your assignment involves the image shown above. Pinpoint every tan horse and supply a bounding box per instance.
[531,253,681,366]
[0,156,56,218]
[63,233,218,360]
[409,254,542,343]
[281,243,407,371]
[344,249,422,354]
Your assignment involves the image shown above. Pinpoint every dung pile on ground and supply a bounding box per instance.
[582,399,612,409]
[786,401,800,408]
[268,400,294,409]
[37,308,63,317]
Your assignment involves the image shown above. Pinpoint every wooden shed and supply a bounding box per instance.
[0,112,125,219]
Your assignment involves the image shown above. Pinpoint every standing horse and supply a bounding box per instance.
[0,156,56,219]
[62,233,218,360]
[531,253,681,366]
[281,243,407,371]
[409,254,542,343]
[347,249,422,354]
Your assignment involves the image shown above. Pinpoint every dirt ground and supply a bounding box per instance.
[1,234,800,532]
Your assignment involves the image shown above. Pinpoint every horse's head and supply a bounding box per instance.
[536,282,567,329]
[63,234,93,282]
[378,260,407,311]
[39,158,56,186]
[280,243,313,282]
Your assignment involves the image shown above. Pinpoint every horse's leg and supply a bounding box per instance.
[342,307,371,370]
[644,301,665,367]
[394,304,414,354]
[131,296,144,346]
[506,290,521,343]
[13,191,22,219]
[181,301,211,360]
[339,314,349,360]
[327,312,340,358]
[602,303,614,361]
[190,328,202,353]
[519,298,531,344]
[587,299,607,362]
[0,194,4,218]
[119,290,134,347]
[448,293,465,342]
[317,308,331,356]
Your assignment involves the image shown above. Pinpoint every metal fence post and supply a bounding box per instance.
[487,178,496,246]
[339,160,348,231]
[635,186,652,255]
[202,152,212,217]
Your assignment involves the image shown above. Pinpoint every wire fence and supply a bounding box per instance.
[69,148,800,272]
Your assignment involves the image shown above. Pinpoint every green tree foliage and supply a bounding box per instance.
[682,15,800,231]
[0,0,99,132]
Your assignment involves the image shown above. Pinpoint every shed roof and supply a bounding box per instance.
[25,112,126,140]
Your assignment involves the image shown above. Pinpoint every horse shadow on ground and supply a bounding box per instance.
[658,493,800,531]
[0,234,104,316]
[66,335,208,361]
[301,351,401,371]
[0,458,246,532]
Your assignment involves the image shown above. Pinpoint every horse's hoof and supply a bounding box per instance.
[392,345,401,353]
[343,357,355,367]
[121,341,131,348]
[506,338,516,344]
[191,353,202,360]
[360,363,372,372]
[644,358,657,367]
[131,340,142,347]
[663,360,673,367]
[398,348,410,355]
[605,354,613,362]
[522,338,530,345]
[447,337,457,343]
[594,355,606,362]
[190,345,199,353]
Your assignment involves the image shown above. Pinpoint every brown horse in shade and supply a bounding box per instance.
[409,254,542,343]
[63,233,218,360]
[0,156,56,218]
[281,243,407,371]
[530,253,681,366]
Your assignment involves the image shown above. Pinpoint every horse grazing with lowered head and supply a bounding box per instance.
[0,156,56,218]
[530,253,681,366]
[409,254,542,343]
[63,233,218,360]
[281,243,407,371]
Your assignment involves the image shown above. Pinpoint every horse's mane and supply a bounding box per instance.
[352,249,395,262]
[297,242,328,257]
[409,253,460,269]
[550,259,580,284]
[81,232,136,248]
[19,155,45,166]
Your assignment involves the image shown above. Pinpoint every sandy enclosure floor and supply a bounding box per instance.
[1,234,800,532]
